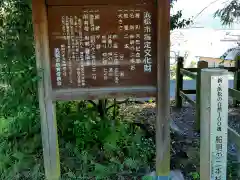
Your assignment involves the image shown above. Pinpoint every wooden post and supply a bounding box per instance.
[195,61,208,132]
[233,55,240,107]
[32,1,61,180]
[200,69,228,180]
[175,57,184,108]
[156,0,170,179]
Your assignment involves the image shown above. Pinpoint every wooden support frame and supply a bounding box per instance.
[228,127,240,176]
[156,0,170,178]
[229,88,240,100]
[179,91,196,107]
[32,0,61,179]
[223,67,237,72]
[175,57,184,108]
[32,0,171,179]
[195,61,208,132]
[181,89,196,94]
[233,55,240,107]
[184,68,198,72]
[180,69,197,79]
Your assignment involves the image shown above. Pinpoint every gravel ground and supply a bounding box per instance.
[119,100,240,179]
[122,100,240,147]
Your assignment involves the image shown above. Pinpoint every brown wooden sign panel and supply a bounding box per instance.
[47,3,157,90]
[47,0,154,6]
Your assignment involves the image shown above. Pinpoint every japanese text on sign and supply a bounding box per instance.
[48,6,156,89]
[210,76,228,180]
[143,11,152,72]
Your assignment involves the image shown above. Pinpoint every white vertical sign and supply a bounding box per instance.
[210,75,228,180]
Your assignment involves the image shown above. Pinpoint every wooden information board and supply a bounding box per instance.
[46,0,157,100]
[32,0,171,179]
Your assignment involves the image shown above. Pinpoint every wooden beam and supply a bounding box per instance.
[156,0,170,178]
[184,68,198,72]
[180,68,197,79]
[181,89,196,95]
[179,91,196,107]
[32,0,61,179]
[223,67,237,72]
[229,88,240,101]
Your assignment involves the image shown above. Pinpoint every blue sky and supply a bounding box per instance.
[172,0,240,29]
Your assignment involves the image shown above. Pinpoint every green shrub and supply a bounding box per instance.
[57,101,155,179]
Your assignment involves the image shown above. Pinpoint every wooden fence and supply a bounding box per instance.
[175,56,240,132]
[175,57,240,177]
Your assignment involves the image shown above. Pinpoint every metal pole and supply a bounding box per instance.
[156,0,171,179]
[200,69,228,180]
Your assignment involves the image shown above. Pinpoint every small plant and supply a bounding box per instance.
[189,172,200,180]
